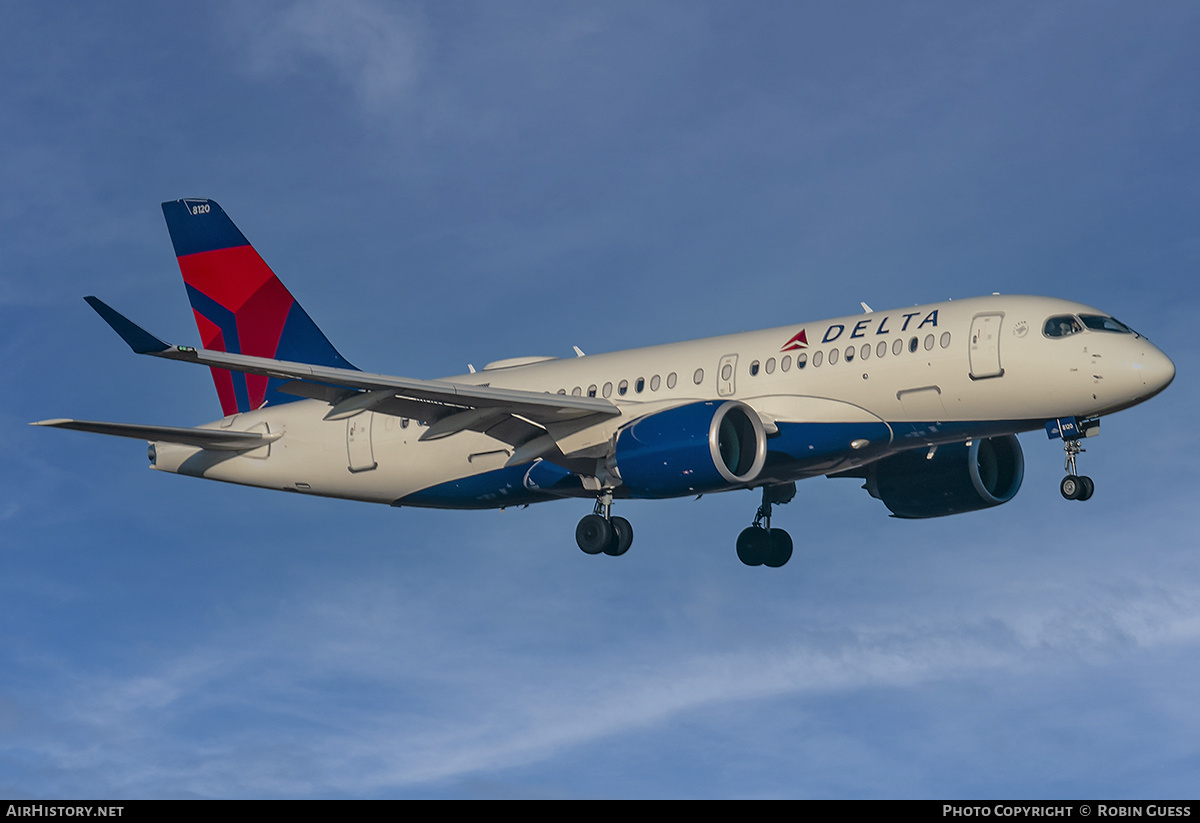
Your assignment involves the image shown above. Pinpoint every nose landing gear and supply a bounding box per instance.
[1060,439,1094,501]
[736,483,796,568]
[1047,416,1100,501]
[576,490,634,556]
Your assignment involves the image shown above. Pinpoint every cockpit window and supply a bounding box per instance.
[1043,315,1083,338]
[1079,314,1134,334]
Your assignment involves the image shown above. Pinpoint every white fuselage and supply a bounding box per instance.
[149,295,1175,508]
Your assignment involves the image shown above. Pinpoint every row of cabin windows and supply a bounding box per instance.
[750,332,953,374]
[559,370,691,398]
[557,333,952,396]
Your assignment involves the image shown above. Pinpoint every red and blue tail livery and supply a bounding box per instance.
[161,198,356,416]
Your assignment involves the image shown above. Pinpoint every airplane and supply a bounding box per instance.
[34,198,1176,568]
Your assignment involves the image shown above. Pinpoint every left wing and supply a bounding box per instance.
[84,297,620,449]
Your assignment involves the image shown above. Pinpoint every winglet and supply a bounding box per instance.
[84,296,171,354]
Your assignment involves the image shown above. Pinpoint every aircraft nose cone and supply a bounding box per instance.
[1137,343,1175,396]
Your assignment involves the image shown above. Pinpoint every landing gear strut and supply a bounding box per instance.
[576,490,634,556]
[1048,416,1099,501]
[1059,439,1094,501]
[737,483,795,568]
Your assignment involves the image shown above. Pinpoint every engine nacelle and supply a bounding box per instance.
[865,434,1024,518]
[609,400,767,498]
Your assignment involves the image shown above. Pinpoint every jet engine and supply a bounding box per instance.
[863,434,1024,518]
[609,400,767,498]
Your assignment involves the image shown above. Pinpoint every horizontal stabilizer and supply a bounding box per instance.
[31,419,277,451]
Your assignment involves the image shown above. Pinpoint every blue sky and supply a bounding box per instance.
[2,1,1198,799]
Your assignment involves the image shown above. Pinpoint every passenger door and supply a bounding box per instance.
[969,313,1004,379]
[347,412,377,472]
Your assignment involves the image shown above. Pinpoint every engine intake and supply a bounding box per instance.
[865,434,1024,518]
[610,401,767,498]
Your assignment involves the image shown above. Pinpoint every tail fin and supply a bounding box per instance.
[161,198,356,416]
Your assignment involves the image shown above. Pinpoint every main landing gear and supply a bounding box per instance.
[575,490,634,556]
[1059,438,1095,501]
[736,483,796,568]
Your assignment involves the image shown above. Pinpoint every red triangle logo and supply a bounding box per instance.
[781,329,808,351]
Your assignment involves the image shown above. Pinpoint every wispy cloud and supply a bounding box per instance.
[232,0,427,115]
[16,562,1200,797]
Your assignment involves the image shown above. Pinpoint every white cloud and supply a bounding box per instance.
[235,0,427,115]
[19,559,1200,796]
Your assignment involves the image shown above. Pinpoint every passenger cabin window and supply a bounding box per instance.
[1044,315,1083,338]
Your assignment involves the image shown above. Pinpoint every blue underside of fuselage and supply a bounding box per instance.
[391,418,1045,509]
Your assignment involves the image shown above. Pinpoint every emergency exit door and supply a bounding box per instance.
[717,354,738,397]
